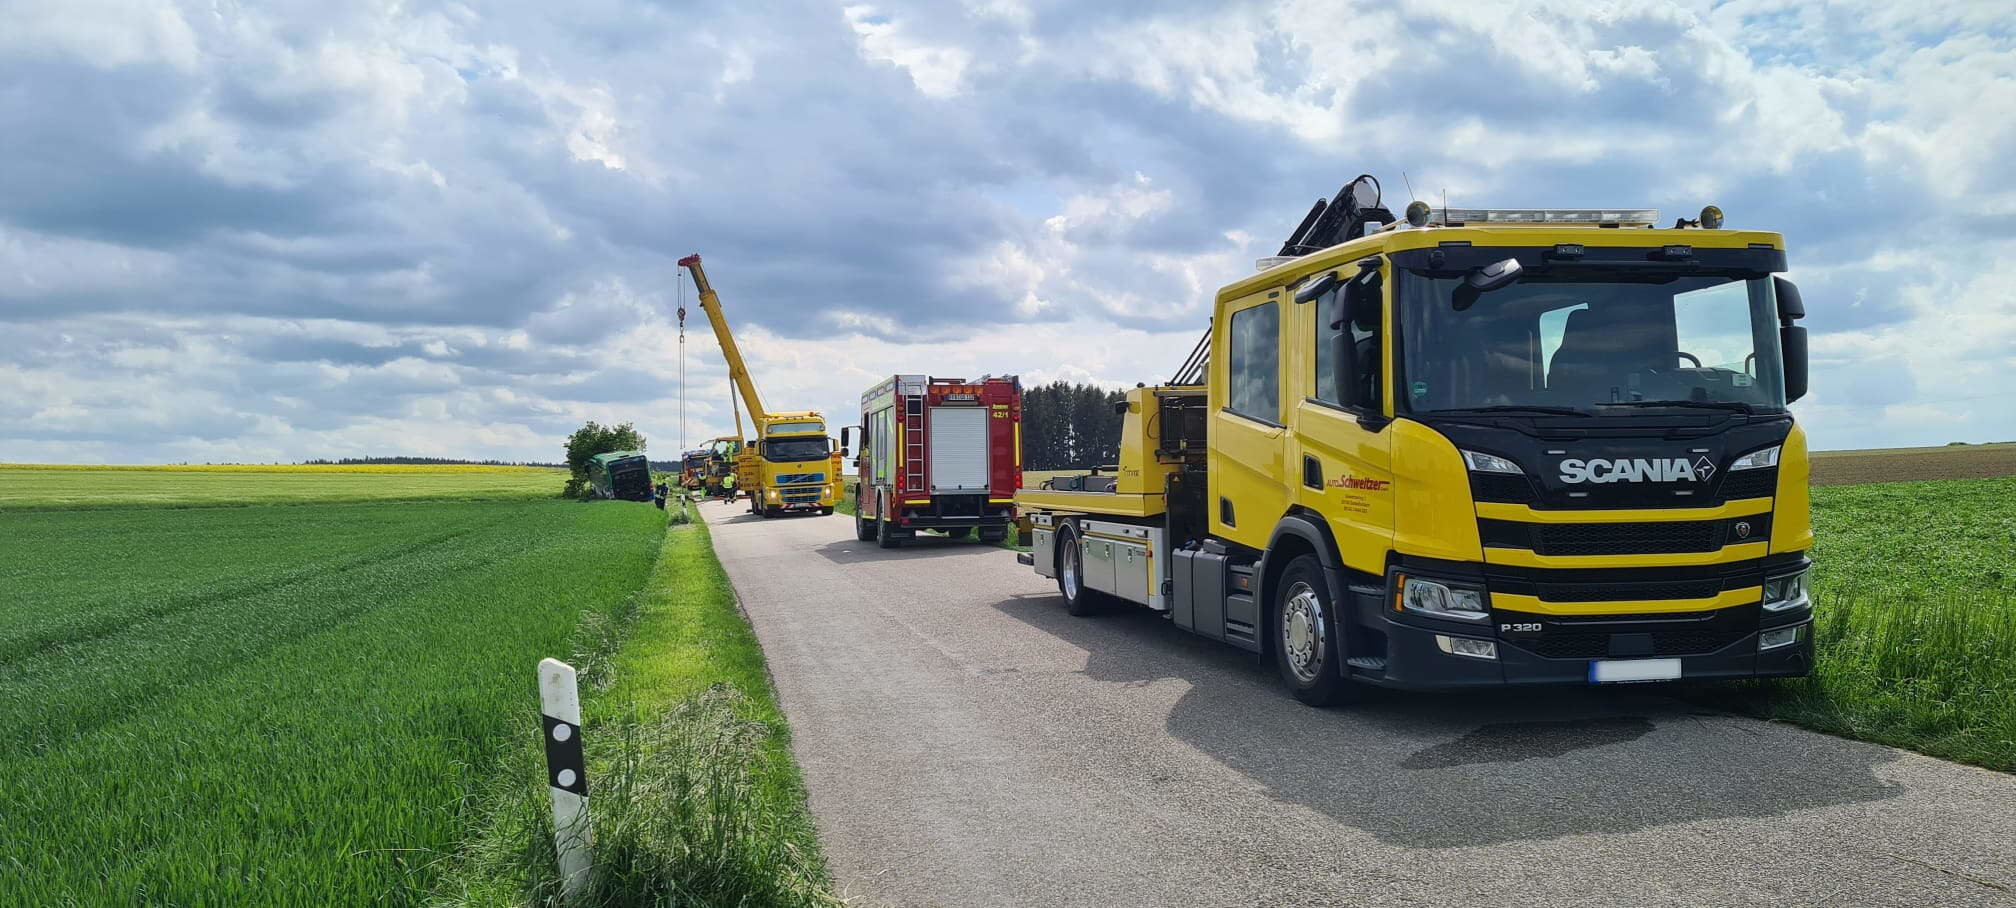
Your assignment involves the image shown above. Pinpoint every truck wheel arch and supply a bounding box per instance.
[1256,511,1365,662]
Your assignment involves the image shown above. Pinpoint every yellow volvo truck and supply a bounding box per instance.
[1015,177,1814,703]
[679,254,842,517]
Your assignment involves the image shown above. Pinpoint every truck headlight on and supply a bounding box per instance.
[767,489,781,502]
[1763,568,1810,612]
[1397,574,1490,622]
[1460,450,1522,474]
[1731,445,1780,471]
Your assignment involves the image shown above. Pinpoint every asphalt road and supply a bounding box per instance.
[700,501,2016,907]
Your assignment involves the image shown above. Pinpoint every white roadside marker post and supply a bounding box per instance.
[538,658,592,901]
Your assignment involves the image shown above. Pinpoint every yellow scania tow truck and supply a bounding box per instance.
[679,254,842,517]
[1015,176,1814,703]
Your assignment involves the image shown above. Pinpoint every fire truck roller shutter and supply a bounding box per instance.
[930,406,989,492]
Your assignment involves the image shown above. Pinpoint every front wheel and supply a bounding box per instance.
[1272,555,1361,706]
[855,507,876,541]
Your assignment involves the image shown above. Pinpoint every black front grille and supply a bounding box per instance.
[1534,579,1724,602]
[1479,515,1772,556]
[1719,469,1778,500]
[1470,472,1536,504]
[1524,629,1747,659]
[1537,521,1718,555]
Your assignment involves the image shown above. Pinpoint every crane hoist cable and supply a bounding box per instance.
[678,266,688,453]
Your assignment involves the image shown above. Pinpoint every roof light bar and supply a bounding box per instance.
[1438,208,1660,227]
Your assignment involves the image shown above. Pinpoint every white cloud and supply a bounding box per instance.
[1,0,2012,463]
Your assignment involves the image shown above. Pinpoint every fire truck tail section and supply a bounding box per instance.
[854,375,1021,545]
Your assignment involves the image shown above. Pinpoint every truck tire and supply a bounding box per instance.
[1056,525,1101,616]
[855,509,876,541]
[1272,554,1362,706]
[942,527,972,539]
[876,514,903,549]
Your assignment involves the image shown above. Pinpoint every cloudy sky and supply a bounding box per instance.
[2,0,2011,464]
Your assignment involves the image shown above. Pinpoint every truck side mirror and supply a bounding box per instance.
[1331,319,1360,410]
[840,426,851,450]
[1773,276,1805,322]
[1772,277,1808,403]
[1781,325,1808,403]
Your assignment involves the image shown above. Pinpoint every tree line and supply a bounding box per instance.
[1019,381,1128,471]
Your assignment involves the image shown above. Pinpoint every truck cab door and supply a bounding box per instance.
[1209,292,1290,550]
[1292,277,1395,575]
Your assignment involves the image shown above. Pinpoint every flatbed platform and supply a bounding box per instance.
[1013,488,1165,518]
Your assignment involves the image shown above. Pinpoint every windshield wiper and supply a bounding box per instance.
[1598,399,1756,413]
[1428,405,1594,417]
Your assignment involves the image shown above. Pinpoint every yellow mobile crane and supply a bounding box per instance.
[678,254,841,517]
[1016,176,1814,703]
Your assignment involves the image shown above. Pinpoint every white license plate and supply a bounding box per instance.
[1589,658,1682,683]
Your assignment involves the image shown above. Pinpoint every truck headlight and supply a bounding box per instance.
[1763,568,1810,612]
[1398,574,1490,622]
[1731,445,1780,471]
[1460,449,1522,474]
[767,489,780,501]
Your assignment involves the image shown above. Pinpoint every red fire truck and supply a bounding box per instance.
[844,375,1022,548]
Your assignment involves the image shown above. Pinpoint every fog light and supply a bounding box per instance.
[1759,625,1804,651]
[1435,635,1498,660]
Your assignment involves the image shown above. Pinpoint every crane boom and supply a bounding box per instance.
[677,254,767,429]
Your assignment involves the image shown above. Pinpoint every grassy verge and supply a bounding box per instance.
[1703,477,2016,772]
[0,499,666,903]
[438,506,835,906]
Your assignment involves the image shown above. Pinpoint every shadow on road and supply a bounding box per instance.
[988,592,1904,849]
[812,533,1013,565]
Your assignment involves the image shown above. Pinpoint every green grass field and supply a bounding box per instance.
[1,467,828,904]
[0,464,565,510]
[1731,477,2016,770]
[0,497,666,903]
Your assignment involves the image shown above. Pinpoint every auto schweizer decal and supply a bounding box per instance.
[1558,456,1716,484]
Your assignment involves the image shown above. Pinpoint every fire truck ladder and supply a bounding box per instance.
[903,395,926,494]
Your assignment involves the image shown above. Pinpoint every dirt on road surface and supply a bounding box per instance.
[701,501,2016,907]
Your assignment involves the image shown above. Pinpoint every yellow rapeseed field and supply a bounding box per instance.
[0,463,544,474]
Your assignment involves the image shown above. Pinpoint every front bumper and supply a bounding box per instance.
[1341,575,1813,690]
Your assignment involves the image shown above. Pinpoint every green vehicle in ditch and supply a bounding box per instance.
[587,451,653,501]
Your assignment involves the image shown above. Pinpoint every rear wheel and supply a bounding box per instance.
[1056,526,1100,616]
[876,513,903,549]
[1272,555,1361,706]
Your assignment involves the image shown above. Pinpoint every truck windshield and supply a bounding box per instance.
[1398,267,1786,415]
[762,437,831,462]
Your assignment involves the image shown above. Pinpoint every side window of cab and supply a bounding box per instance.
[1228,302,1281,423]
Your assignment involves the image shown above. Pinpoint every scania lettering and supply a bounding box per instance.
[679,254,842,517]
[1014,178,1814,703]
[1558,457,1715,484]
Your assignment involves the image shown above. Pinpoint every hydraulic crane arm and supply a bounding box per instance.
[677,254,767,430]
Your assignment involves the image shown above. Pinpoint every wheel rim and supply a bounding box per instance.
[1281,581,1325,684]
[1062,539,1081,598]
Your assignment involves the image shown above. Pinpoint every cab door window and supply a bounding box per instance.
[1228,302,1280,422]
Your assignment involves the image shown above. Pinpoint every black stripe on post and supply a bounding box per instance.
[542,714,587,796]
